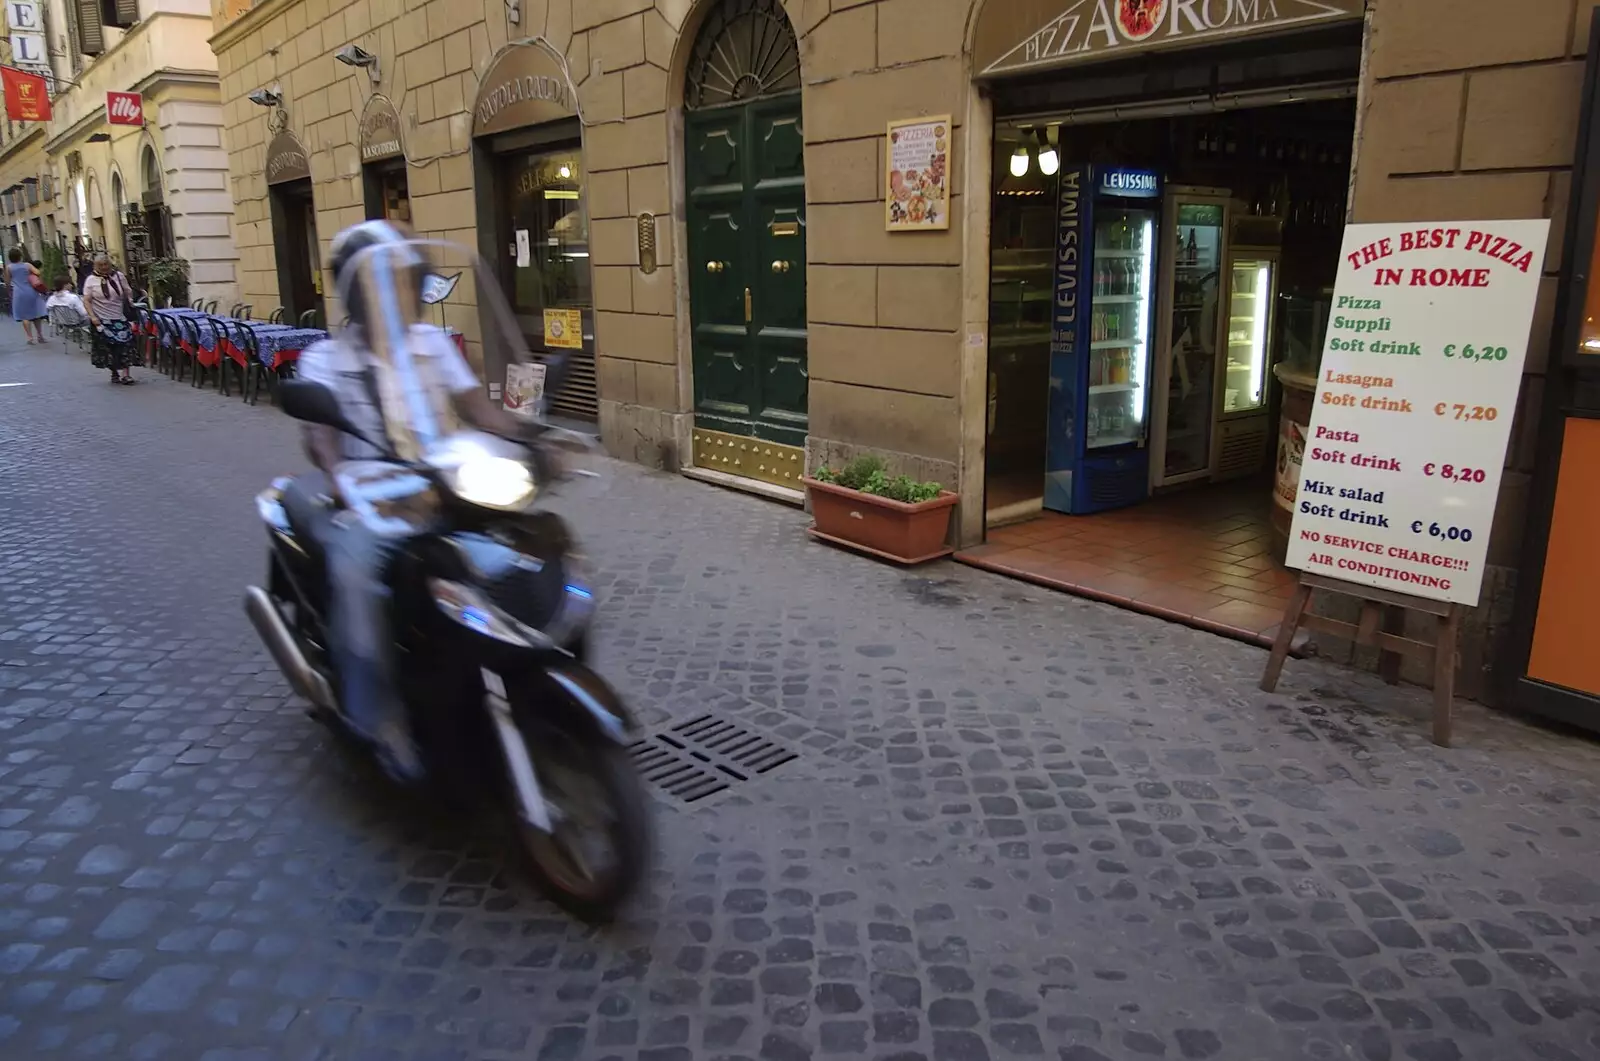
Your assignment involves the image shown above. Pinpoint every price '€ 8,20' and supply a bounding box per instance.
[1423,463,1488,484]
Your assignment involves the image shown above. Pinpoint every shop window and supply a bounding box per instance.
[364,163,410,224]
[504,148,589,319]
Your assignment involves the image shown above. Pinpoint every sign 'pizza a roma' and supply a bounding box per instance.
[972,0,1366,76]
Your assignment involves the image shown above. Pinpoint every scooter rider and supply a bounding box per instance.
[296,220,531,780]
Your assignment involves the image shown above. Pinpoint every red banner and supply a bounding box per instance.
[1,66,50,122]
[107,91,143,126]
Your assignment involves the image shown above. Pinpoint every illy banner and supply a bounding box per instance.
[1,64,49,121]
[107,91,143,125]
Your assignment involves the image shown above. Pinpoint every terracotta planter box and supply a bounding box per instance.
[804,478,958,565]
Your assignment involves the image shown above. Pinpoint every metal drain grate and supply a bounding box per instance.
[630,712,799,804]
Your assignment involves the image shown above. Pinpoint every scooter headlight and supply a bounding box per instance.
[445,455,535,511]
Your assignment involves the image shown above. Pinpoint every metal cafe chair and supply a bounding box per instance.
[132,304,159,368]
[268,307,284,324]
[151,310,182,379]
[234,320,273,405]
[181,314,214,389]
[47,303,91,353]
[219,318,254,400]
[297,308,321,329]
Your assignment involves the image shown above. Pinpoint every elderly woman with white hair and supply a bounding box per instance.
[82,253,138,385]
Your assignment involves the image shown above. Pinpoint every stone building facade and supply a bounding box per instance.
[0,1,236,302]
[207,0,1597,699]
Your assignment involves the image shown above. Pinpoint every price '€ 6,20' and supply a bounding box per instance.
[1284,219,1550,606]
[1442,343,1509,362]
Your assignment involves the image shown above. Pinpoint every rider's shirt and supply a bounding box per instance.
[297,324,478,461]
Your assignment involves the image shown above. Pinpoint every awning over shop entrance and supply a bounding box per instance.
[972,0,1366,79]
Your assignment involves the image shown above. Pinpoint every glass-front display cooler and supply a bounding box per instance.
[1153,194,1227,486]
[1222,254,1276,416]
[1043,165,1160,515]
[1211,246,1278,480]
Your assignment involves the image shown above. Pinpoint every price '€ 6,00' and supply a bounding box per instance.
[1284,220,1550,606]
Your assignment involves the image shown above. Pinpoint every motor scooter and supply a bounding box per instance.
[243,235,648,922]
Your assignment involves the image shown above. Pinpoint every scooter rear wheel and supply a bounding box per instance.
[516,739,649,924]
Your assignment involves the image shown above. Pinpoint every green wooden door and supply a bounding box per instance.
[685,94,807,447]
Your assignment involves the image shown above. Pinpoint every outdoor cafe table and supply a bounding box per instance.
[208,321,326,371]
[158,314,325,372]
[223,322,326,370]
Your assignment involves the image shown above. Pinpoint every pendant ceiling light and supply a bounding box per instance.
[1009,144,1030,178]
[1036,127,1059,176]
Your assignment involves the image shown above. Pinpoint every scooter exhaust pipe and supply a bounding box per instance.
[244,585,333,708]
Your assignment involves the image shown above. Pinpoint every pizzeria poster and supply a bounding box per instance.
[1283,219,1549,606]
[885,115,951,231]
[543,307,583,350]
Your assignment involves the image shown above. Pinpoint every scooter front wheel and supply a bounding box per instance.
[516,738,649,924]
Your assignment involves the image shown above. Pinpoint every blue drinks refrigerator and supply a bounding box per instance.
[1044,165,1161,514]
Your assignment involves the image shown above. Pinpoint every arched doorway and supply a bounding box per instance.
[108,169,126,266]
[141,144,173,259]
[86,174,106,253]
[684,0,807,487]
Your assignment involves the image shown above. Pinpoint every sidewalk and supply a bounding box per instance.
[1,328,1598,1060]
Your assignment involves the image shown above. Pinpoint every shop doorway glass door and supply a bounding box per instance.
[495,146,594,421]
[1155,198,1227,484]
[685,96,808,450]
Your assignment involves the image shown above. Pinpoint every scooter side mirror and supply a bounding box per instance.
[280,380,353,433]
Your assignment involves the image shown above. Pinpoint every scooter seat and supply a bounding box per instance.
[279,472,335,556]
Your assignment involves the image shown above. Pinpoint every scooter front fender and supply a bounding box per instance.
[541,664,637,745]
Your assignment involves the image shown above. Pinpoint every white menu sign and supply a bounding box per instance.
[1284,219,1549,606]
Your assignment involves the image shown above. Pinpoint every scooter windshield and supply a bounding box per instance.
[332,232,545,461]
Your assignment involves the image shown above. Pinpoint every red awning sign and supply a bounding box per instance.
[1,66,51,122]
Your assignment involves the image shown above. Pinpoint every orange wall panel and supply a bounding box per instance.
[1528,416,1600,695]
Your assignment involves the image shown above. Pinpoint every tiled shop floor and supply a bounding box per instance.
[959,478,1295,644]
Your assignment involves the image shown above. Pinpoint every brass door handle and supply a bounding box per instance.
[706,260,725,274]
[770,259,790,273]
[743,287,752,322]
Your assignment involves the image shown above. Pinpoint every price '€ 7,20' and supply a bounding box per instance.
[1433,402,1498,422]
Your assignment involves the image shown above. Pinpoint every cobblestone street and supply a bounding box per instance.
[1,331,1598,1061]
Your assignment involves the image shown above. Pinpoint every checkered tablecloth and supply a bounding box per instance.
[242,324,326,368]
[152,314,326,370]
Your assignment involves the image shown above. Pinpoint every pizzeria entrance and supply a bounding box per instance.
[960,5,1364,644]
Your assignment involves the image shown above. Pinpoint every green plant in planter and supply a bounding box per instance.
[813,454,942,503]
[40,243,65,288]
[146,256,190,307]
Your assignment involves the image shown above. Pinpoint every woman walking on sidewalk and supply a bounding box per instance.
[83,254,137,385]
[8,247,47,344]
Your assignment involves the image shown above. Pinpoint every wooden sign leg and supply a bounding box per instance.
[1377,604,1406,685]
[1261,580,1313,693]
[1432,606,1461,748]
[1259,574,1464,749]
